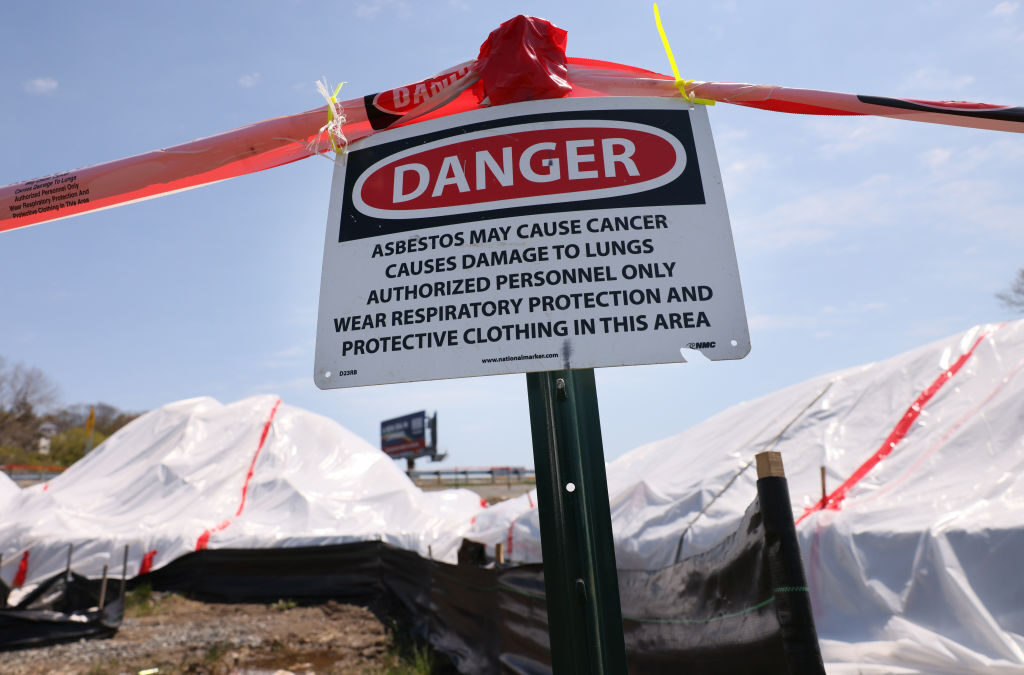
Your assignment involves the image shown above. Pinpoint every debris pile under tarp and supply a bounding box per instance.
[467,319,1024,673]
[0,471,17,507]
[0,395,483,594]
[3,321,1023,670]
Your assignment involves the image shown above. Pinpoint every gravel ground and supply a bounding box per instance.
[1,594,396,674]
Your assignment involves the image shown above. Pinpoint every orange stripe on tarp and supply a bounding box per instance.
[858,346,1020,507]
[12,550,29,587]
[195,519,232,551]
[195,399,281,550]
[796,329,994,526]
[236,399,281,517]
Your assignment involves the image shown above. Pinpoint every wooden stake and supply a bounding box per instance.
[755,451,785,478]
[820,465,827,502]
[495,542,504,565]
[119,545,129,600]
[98,564,109,610]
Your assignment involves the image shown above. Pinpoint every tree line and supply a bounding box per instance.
[0,357,140,468]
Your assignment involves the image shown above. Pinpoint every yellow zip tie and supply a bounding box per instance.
[311,79,348,158]
[327,82,346,155]
[653,4,714,106]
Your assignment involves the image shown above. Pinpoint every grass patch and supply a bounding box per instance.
[124,582,182,618]
[204,642,229,663]
[364,623,449,675]
[124,582,157,617]
[271,598,297,611]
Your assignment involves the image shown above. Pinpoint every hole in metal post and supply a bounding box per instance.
[565,482,576,493]
[730,339,738,347]
[323,371,332,378]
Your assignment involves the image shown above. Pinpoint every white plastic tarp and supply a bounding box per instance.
[468,320,1024,673]
[0,395,482,591]
[0,470,18,508]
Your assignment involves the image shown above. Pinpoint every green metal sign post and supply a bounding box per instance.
[526,368,628,674]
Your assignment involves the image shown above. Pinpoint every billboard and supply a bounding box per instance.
[380,410,429,460]
[315,97,749,389]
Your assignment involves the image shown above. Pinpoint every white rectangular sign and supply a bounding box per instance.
[315,97,749,389]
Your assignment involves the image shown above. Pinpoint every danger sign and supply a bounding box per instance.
[314,97,749,389]
[353,121,683,218]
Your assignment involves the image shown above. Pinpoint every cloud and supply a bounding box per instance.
[355,0,412,19]
[910,138,1024,239]
[811,118,898,158]
[715,126,774,191]
[900,67,975,95]
[251,376,312,394]
[23,78,58,95]
[238,73,261,88]
[751,303,889,342]
[724,154,772,176]
[259,344,308,369]
[921,147,952,170]
[991,1,1019,16]
[721,153,774,192]
[984,5,1024,43]
[734,132,1024,253]
[337,376,521,415]
[749,314,811,332]
[734,173,898,250]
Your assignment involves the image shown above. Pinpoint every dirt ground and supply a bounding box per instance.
[0,593,419,675]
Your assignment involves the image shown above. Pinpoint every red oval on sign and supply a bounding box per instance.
[353,121,685,219]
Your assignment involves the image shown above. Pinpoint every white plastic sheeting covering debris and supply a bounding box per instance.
[0,395,482,591]
[0,470,18,508]
[468,320,1024,673]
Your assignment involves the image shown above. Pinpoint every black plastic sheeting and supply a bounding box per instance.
[137,475,823,674]
[0,572,124,650]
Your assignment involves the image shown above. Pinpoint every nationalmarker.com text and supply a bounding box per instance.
[481,353,559,364]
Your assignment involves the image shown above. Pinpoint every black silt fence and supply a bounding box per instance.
[0,572,124,650]
[137,472,823,674]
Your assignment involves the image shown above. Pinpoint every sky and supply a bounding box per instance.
[1,1,1022,470]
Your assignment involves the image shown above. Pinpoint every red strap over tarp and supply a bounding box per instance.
[796,327,997,525]
[1,15,1021,235]
[195,398,280,551]
[139,549,157,575]
[12,550,29,588]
